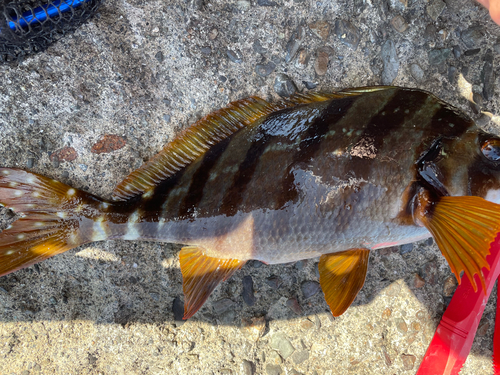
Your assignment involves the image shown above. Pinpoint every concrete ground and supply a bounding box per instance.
[1,0,500,373]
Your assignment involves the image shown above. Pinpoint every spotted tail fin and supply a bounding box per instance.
[0,168,109,277]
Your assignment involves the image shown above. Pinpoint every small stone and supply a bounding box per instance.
[250,260,264,268]
[411,321,421,331]
[253,39,268,54]
[381,40,399,85]
[213,298,234,315]
[286,297,303,315]
[424,24,437,41]
[390,15,408,33]
[172,296,185,324]
[443,275,457,296]
[200,46,212,55]
[416,310,427,321]
[308,20,331,41]
[242,275,256,306]
[476,114,491,127]
[265,364,283,375]
[227,49,243,63]
[295,49,309,69]
[461,26,485,48]
[268,350,283,364]
[255,61,276,77]
[285,25,306,63]
[477,322,490,336]
[382,308,392,319]
[382,347,392,366]
[236,0,251,11]
[334,19,360,50]
[428,48,451,65]
[258,0,278,6]
[91,135,126,154]
[300,319,314,330]
[494,44,500,54]
[51,147,78,162]
[301,280,320,299]
[464,48,481,56]
[401,354,416,370]
[266,276,282,289]
[483,51,495,101]
[163,114,171,123]
[400,243,414,255]
[241,316,266,341]
[303,81,317,90]
[292,350,309,365]
[274,74,297,97]
[269,332,295,359]
[26,157,35,168]
[413,274,425,289]
[241,360,254,375]
[314,50,330,76]
[395,318,408,333]
[155,51,164,63]
[448,66,457,83]
[453,45,461,59]
[427,0,446,21]
[208,28,218,40]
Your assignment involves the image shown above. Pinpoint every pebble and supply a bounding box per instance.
[285,25,306,63]
[266,276,282,289]
[483,51,495,100]
[155,51,164,63]
[295,49,309,69]
[453,45,461,59]
[242,275,256,306]
[381,40,399,85]
[427,0,446,21]
[461,26,485,48]
[448,66,457,83]
[26,157,35,168]
[382,308,392,319]
[395,317,408,333]
[269,332,295,359]
[411,321,421,331]
[213,298,235,315]
[464,48,481,56]
[274,74,297,97]
[303,81,317,90]
[250,260,264,268]
[308,20,331,41]
[79,164,88,172]
[424,24,437,41]
[208,28,218,40]
[227,49,243,64]
[236,0,251,11]
[292,350,309,365]
[494,44,500,55]
[241,316,266,341]
[334,19,360,50]
[258,0,278,6]
[477,322,490,336]
[268,350,283,364]
[301,280,320,299]
[428,48,451,65]
[91,135,126,154]
[241,360,254,375]
[401,354,416,370]
[172,296,185,324]
[443,275,457,296]
[286,297,303,315]
[163,114,171,123]
[255,61,276,77]
[413,274,425,289]
[390,15,408,33]
[200,46,212,55]
[253,39,268,54]
[266,364,283,375]
[50,146,78,162]
[315,50,330,76]
[400,243,414,255]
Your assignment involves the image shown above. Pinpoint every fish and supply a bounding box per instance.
[1,85,500,320]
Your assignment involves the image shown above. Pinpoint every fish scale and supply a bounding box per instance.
[1,86,500,320]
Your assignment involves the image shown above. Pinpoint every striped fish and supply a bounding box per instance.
[1,86,500,319]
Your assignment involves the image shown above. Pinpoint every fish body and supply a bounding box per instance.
[1,86,500,319]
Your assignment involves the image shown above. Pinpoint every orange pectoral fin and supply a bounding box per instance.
[416,194,500,293]
[179,247,246,320]
[318,248,370,317]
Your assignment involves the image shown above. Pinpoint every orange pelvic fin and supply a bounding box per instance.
[318,248,370,317]
[0,168,100,277]
[179,246,246,320]
[416,194,500,293]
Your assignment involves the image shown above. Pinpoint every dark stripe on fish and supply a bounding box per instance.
[178,136,232,217]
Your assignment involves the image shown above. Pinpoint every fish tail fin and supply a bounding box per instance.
[0,168,108,277]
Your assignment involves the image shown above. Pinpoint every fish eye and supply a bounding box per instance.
[481,139,500,162]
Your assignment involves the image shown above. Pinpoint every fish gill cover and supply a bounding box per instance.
[0,0,103,63]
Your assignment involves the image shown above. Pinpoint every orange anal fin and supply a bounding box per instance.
[416,194,500,293]
[179,247,246,320]
[318,248,370,317]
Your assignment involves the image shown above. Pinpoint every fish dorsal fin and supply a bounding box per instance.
[112,88,379,201]
[179,246,246,320]
[112,97,287,201]
[318,248,370,316]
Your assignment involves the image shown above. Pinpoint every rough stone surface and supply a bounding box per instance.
[0,1,499,374]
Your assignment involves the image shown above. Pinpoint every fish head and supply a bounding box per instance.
[420,128,500,202]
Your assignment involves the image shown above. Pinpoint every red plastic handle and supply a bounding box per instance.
[417,233,500,375]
